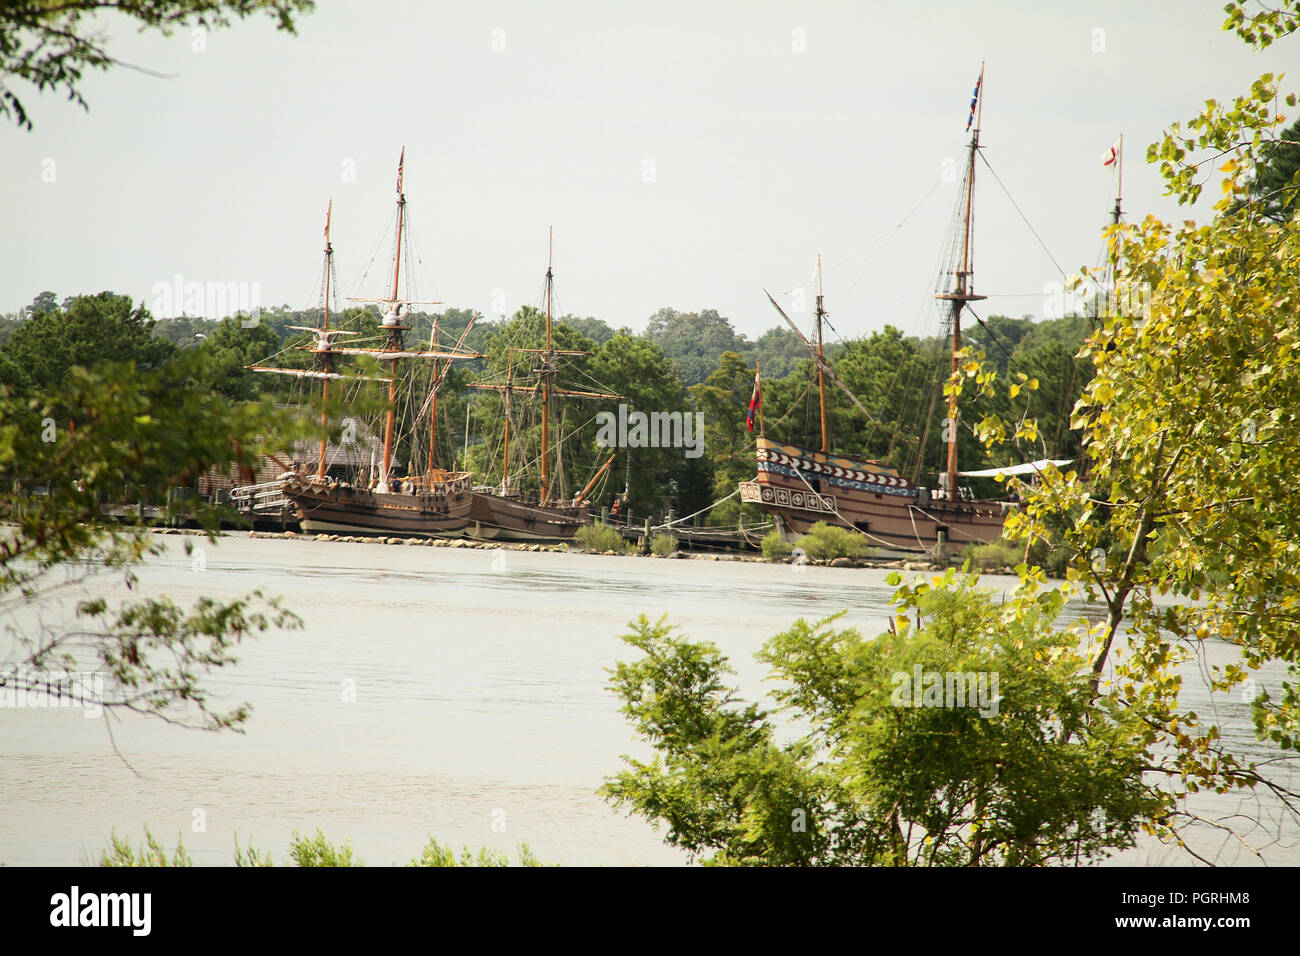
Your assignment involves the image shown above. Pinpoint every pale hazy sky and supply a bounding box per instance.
[0,1,1286,343]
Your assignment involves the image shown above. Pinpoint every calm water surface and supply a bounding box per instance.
[1,534,1294,866]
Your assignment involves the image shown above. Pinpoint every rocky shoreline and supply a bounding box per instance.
[144,526,1023,574]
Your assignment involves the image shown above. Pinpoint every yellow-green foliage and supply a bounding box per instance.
[100,827,192,867]
[650,533,679,556]
[100,828,554,866]
[760,528,792,561]
[407,836,552,867]
[286,829,362,867]
[962,537,1024,571]
[233,834,274,867]
[576,522,628,554]
[795,521,873,562]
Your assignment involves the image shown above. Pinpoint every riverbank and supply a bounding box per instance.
[152,527,963,573]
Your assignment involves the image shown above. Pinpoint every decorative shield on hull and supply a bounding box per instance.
[741,437,1007,553]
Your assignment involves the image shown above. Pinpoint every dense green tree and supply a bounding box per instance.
[192,316,284,402]
[604,570,1160,865]
[687,350,759,523]
[558,315,619,346]
[645,307,749,387]
[749,326,805,381]
[0,292,175,398]
[1239,114,1300,221]
[29,291,58,316]
[960,313,1034,376]
[586,332,689,516]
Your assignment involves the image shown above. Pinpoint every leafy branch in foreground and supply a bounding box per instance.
[0,0,315,129]
[947,17,1300,862]
[1,345,314,732]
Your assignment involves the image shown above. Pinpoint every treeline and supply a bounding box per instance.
[0,292,1092,523]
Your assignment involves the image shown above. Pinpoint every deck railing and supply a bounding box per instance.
[230,481,290,514]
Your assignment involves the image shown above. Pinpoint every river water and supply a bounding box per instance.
[1,534,1295,866]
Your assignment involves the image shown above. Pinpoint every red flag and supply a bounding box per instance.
[746,366,761,433]
[396,147,405,195]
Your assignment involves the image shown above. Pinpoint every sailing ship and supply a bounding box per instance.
[465,230,619,542]
[251,151,478,537]
[740,66,1017,553]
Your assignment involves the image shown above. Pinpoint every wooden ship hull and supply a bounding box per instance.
[467,492,588,543]
[743,67,1032,556]
[740,437,1007,553]
[281,472,472,537]
[249,153,485,541]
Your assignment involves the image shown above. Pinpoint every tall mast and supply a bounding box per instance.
[540,227,553,502]
[1111,134,1124,226]
[1099,134,1124,323]
[380,147,406,491]
[815,255,828,453]
[427,314,439,475]
[501,359,513,494]
[316,200,334,478]
[935,63,988,498]
[391,146,406,302]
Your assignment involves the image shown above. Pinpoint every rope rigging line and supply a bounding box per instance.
[350,206,399,295]
[978,150,1067,280]
[963,303,1015,366]
[654,489,739,530]
[779,175,946,300]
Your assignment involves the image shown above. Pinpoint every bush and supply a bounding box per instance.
[961,537,1024,572]
[287,829,362,867]
[575,522,628,554]
[761,528,793,561]
[650,533,679,556]
[795,521,873,563]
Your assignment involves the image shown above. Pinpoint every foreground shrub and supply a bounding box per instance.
[100,827,192,867]
[603,570,1162,865]
[407,837,551,867]
[287,829,362,867]
[100,828,553,866]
